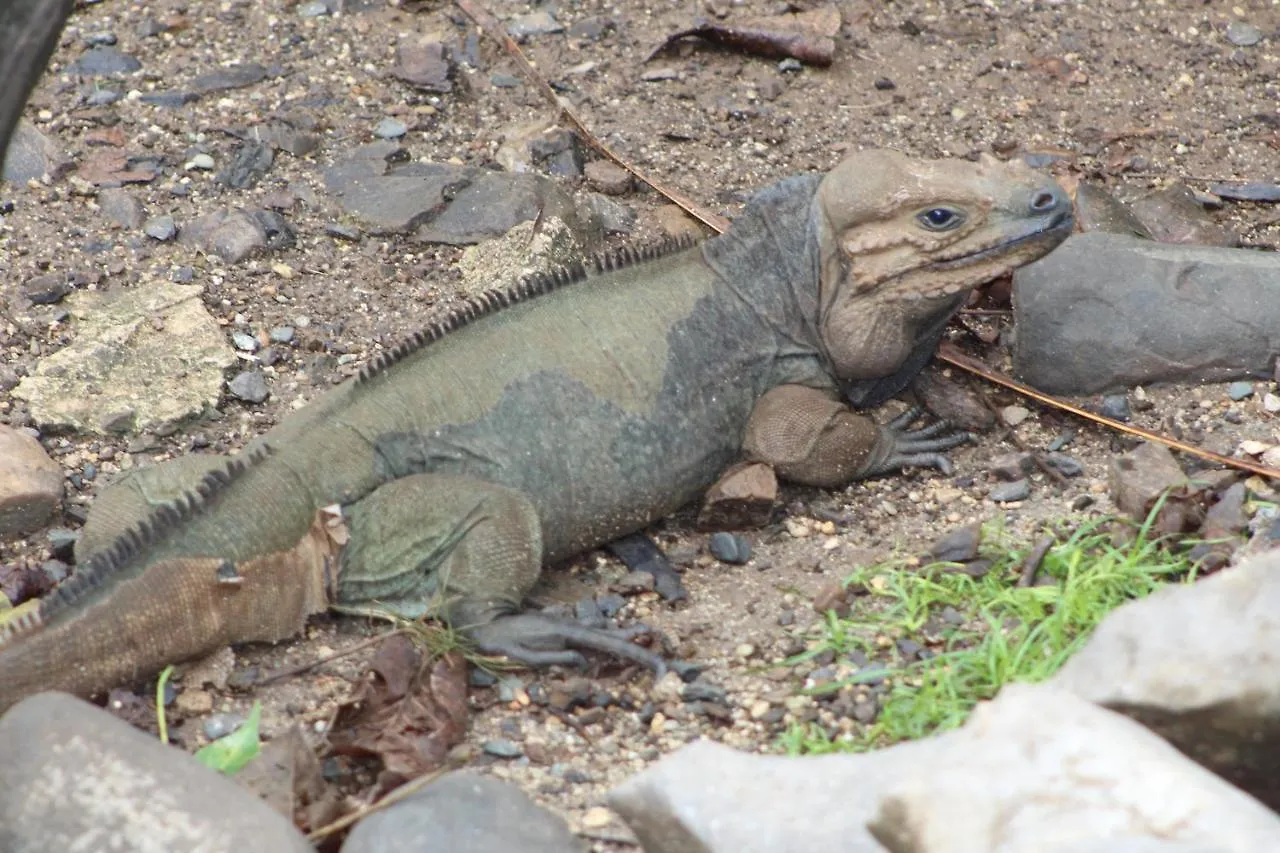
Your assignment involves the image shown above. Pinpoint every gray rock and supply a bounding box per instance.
[1226,20,1263,47]
[1014,233,1280,394]
[1044,451,1083,477]
[481,738,522,758]
[390,40,453,93]
[989,479,1030,503]
[1129,183,1238,247]
[98,187,144,229]
[0,692,311,852]
[1073,183,1152,238]
[190,63,268,93]
[252,122,321,157]
[708,531,751,564]
[583,192,636,235]
[610,737,935,853]
[325,146,598,246]
[373,118,407,139]
[68,45,142,76]
[507,10,564,39]
[1099,393,1131,421]
[340,772,581,853]
[1108,442,1188,525]
[138,90,199,108]
[231,331,259,352]
[215,141,274,189]
[1052,549,1280,812]
[867,684,1280,853]
[22,273,71,305]
[0,425,62,537]
[3,120,72,183]
[11,280,236,435]
[927,522,982,563]
[179,208,294,263]
[228,371,269,404]
[1227,380,1255,401]
[269,326,295,344]
[143,214,177,241]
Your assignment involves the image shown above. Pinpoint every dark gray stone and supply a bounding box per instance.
[390,40,452,93]
[1014,233,1280,394]
[179,208,294,263]
[190,63,267,93]
[1044,452,1084,477]
[339,773,581,853]
[21,273,70,304]
[0,692,311,852]
[143,214,177,241]
[98,187,143,229]
[1099,394,1131,421]
[990,479,1030,503]
[137,90,199,108]
[481,738,522,758]
[584,192,636,235]
[68,45,141,75]
[228,371,269,403]
[708,531,751,564]
[215,141,274,189]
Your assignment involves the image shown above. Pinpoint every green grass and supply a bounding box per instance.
[779,513,1198,755]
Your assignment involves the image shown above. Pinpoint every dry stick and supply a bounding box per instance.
[1016,535,1055,588]
[456,0,1280,484]
[307,766,447,842]
[940,348,1280,480]
[257,629,405,686]
[453,0,730,234]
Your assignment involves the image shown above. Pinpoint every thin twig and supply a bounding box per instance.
[941,345,1280,480]
[306,767,446,842]
[1016,535,1054,588]
[453,0,730,233]
[257,629,405,686]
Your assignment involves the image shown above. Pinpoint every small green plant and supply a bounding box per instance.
[155,664,262,774]
[782,513,1197,754]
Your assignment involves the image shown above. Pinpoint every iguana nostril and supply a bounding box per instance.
[1031,190,1059,212]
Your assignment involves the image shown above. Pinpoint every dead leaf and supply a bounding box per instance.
[237,725,344,833]
[649,4,841,67]
[77,148,159,187]
[327,636,469,797]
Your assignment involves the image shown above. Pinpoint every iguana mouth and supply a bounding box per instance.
[929,210,1074,272]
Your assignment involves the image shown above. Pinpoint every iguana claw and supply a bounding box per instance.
[863,407,973,478]
[465,612,670,676]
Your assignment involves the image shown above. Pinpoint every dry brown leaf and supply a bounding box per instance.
[327,636,469,796]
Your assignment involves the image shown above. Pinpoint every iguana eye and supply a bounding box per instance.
[917,207,965,231]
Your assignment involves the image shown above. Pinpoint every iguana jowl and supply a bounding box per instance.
[0,150,1072,711]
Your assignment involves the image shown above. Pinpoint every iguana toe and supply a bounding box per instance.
[865,407,974,477]
[465,613,669,676]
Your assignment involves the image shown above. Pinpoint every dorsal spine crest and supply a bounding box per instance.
[0,445,274,648]
[355,233,700,384]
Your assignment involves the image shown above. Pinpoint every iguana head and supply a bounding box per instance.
[814,149,1072,381]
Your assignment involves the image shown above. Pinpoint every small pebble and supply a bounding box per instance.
[373,118,407,139]
[777,58,803,73]
[203,713,246,740]
[990,479,1030,503]
[481,739,523,759]
[708,531,751,564]
[1044,452,1083,478]
[143,215,177,241]
[296,0,331,17]
[1265,393,1280,414]
[231,331,259,353]
[1226,20,1262,47]
[228,371,269,403]
[1001,405,1030,426]
[1227,381,1255,401]
[185,153,215,171]
[1099,394,1131,421]
[269,326,295,344]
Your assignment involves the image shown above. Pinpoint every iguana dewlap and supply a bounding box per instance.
[0,150,1071,710]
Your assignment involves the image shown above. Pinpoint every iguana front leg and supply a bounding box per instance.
[337,473,668,674]
[741,384,971,487]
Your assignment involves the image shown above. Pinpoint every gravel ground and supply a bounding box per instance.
[2,0,1279,845]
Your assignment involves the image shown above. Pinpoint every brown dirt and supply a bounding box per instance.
[3,0,1279,846]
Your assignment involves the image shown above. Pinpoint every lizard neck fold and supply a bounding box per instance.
[699,173,831,386]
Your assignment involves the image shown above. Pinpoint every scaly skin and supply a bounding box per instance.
[0,150,1072,712]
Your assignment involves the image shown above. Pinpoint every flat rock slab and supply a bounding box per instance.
[1013,232,1280,394]
[868,683,1280,852]
[1052,549,1280,811]
[324,144,592,244]
[610,736,936,853]
[340,772,582,853]
[0,691,311,852]
[0,425,62,537]
[12,279,235,435]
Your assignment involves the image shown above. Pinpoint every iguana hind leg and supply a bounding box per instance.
[336,473,667,675]
[742,384,971,486]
